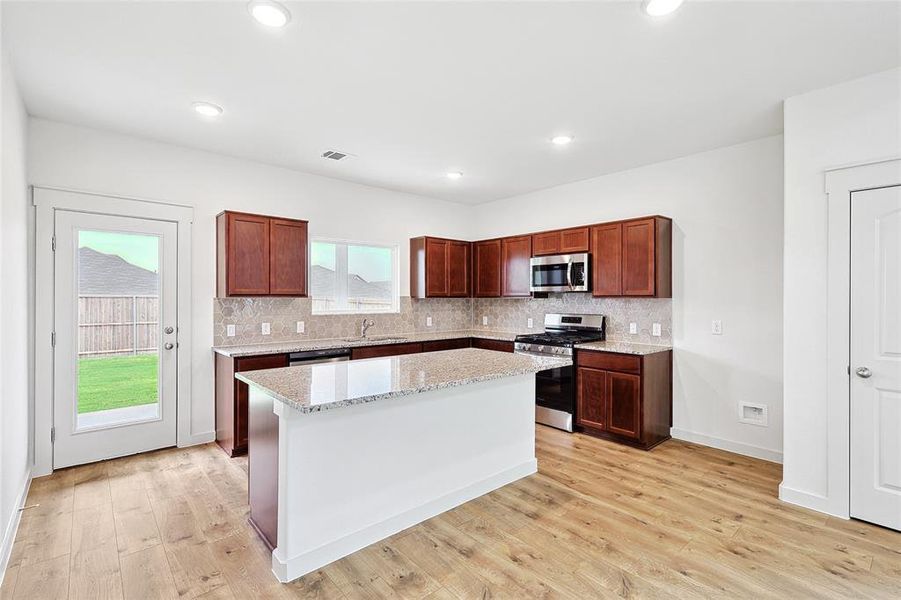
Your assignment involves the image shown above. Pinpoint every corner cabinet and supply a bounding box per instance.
[217,211,308,297]
[410,237,470,298]
[576,349,672,450]
[591,216,671,298]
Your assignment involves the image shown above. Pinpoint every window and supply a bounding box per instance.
[310,240,399,314]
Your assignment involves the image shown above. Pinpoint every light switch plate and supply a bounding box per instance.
[652,323,662,337]
[712,320,723,335]
[226,324,236,337]
[629,322,638,335]
[527,318,534,329]
[296,321,305,334]
[426,316,433,327]
[482,316,488,326]
[261,322,271,335]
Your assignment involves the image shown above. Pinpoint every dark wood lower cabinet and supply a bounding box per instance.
[421,338,471,352]
[471,338,514,353]
[576,349,672,450]
[247,385,279,550]
[350,342,423,360]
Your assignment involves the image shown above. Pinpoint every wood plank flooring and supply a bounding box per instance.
[2,426,899,599]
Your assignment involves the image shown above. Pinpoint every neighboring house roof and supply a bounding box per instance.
[310,265,391,299]
[78,247,159,295]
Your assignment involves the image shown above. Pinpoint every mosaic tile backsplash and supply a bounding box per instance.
[214,294,672,346]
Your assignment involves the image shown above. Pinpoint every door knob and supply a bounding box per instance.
[164,342,174,350]
[164,326,174,334]
[855,367,872,379]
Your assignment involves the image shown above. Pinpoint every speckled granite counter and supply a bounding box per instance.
[574,340,672,355]
[213,329,527,358]
[236,347,570,413]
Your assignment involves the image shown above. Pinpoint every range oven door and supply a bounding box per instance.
[530,253,590,293]
[534,362,575,432]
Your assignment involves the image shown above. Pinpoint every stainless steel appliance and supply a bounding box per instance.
[514,313,606,432]
[288,347,351,366]
[529,253,590,293]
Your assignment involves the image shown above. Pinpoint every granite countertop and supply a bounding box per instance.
[235,347,571,414]
[213,329,528,358]
[574,340,672,355]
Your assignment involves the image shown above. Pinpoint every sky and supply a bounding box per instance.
[311,241,392,282]
[79,230,159,272]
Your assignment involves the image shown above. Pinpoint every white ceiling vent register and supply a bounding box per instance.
[321,150,354,161]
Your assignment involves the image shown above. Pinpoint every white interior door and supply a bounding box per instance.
[850,185,901,531]
[53,210,178,468]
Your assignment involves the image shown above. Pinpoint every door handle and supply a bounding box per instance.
[164,342,175,350]
[855,367,872,379]
[567,260,573,290]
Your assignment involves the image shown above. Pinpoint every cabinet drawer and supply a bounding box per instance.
[351,342,423,360]
[471,338,514,353]
[235,354,289,372]
[576,350,641,375]
[422,338,471,353]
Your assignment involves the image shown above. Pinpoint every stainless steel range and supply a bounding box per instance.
[514,313,606,432]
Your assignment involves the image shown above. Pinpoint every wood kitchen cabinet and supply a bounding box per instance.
[501,235,532,297]
[350,342,423,360]
[473,239,502,297]
[576,349,672,449]
[531,227,590,256]
[591,216,671,298]
[410,237,470,298]
[216,352,288,456]
[217,211,308,297]
[471,338,514,353]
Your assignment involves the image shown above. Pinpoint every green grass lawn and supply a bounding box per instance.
[78,354,159,414]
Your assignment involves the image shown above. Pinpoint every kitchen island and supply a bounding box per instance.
[236,347,570,583]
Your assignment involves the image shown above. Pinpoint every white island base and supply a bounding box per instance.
[251,373,537,583]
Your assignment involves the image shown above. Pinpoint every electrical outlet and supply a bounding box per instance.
[296,321,305,334]
[261,322,271,335]
[712,320,723,335]
[527,318,534,329]
[482,316,488,326]
[652,323,661,337]
[426,316,433,327]
[226,324,236,337]
[629,322,638,335]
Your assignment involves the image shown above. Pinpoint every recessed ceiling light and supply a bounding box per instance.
[248,0,291,27]
[551,135,574,146]
[192,102,223,118]
[641,0,684,17]
[446,171,463,180]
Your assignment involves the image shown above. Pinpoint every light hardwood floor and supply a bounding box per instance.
[2,426,899,599]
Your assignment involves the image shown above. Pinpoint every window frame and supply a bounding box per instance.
[309,237,401,315]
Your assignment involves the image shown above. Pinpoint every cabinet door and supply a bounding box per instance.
[606,371,641,440]
[471,338,514,353]
[473,240,502,297]
[447,241,470,297]
[426,238,449,297]
[591,223,622,296]
[531,231,560,256]
[622,218,656,296]
[227,212,270,295]
[234,354,288,451]
[559,227,590,253]
[351,342,423,360]
[501,235,532,297]
[269,218,308,296]
[577,367,607,431]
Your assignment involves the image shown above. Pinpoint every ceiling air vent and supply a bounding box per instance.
[322,150,349,161]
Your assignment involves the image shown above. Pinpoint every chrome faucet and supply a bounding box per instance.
[360,318,375,338]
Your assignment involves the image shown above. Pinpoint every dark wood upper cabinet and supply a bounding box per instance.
[217,211,308,297]
[531,227,590,256]
[410,237,470,298]
[473,239,502,297]
[592,216,671,298]
[501,235,532,297]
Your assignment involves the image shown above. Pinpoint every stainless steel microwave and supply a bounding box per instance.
[529,253,590,293]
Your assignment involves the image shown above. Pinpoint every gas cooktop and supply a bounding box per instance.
[514,313,605,356]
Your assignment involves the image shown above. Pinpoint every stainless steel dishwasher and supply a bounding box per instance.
[288,347,351,366]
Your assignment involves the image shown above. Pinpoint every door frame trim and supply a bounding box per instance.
[816,159,901,519]
[33,186,195,476]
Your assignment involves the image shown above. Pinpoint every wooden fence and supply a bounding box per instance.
[78,295,159,357]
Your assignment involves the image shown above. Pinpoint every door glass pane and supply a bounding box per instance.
[76,230,161,430]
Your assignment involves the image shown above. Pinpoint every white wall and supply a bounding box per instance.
[1,42,31,575]
[27,118,473,449]
[472,136,785,461]
[781,68,901,514]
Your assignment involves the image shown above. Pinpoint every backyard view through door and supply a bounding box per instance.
[53,210,178,468]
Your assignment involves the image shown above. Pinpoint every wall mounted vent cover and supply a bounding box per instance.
[322,150,350,161]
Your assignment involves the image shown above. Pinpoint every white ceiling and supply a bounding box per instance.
[3,1,899,204]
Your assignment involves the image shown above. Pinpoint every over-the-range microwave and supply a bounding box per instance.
[529,253,590,293]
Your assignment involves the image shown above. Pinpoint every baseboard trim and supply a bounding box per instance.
[778,483,846,518]
[670,428,783,464]
[271,459,538,583]
[0,469,33,587]
[178,430,216,448]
